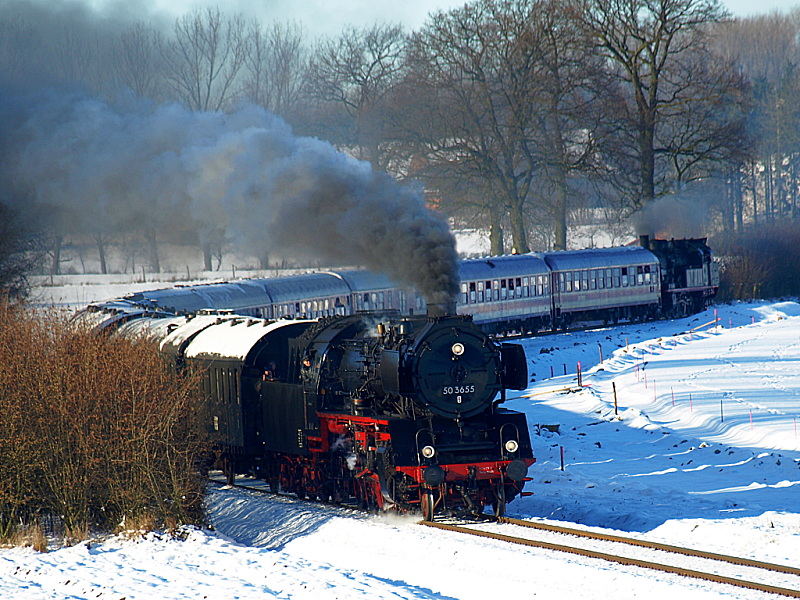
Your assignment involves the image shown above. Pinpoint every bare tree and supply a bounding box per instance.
[305,23,408,169]
[0,203,46,300]
[407,0,559,254]
[573,0,744,234]
[716,12,800,225]
[243,21,308,118]
[114,21,168,101]
[162,8,250,111]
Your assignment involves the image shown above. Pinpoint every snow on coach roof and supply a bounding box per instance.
[184,318,313,362]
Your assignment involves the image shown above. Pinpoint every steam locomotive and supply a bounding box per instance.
[78,236,718,336]
[105,305,534,520]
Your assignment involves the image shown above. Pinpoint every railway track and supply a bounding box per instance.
[212,475,800,597]
[422,517,800,598]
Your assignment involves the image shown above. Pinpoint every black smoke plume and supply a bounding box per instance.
[0,90,460,305]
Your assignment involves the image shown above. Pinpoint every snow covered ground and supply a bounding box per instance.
[2,295,799,599]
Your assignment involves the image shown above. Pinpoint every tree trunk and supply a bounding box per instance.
[553,170,568,251]
[96,236,107,275]
[202,244,213,271]
[507,199,530,254]
[146,229,160,274]
[51,236,62,276]
[489,201,505,255]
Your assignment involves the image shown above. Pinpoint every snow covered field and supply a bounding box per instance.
[2,295,799,599]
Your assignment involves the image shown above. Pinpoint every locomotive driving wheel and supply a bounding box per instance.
[420,489,435,521]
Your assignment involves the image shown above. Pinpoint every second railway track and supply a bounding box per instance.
[422,517,800,598]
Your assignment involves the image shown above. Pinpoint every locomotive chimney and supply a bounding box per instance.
[427,299,457,318]
[639,234,650,250]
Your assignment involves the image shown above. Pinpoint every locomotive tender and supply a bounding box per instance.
[79,237,718,336]
[104,307,534,519]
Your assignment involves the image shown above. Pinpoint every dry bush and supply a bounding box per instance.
[0,303,208,545]
[712,223,800,301]
[7,522,47,553]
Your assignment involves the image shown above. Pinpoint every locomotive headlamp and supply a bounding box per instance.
[421,445,436,459]
[504,439,519,454]
[451,342,465,356]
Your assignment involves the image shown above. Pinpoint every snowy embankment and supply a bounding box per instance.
[2,300,799,599]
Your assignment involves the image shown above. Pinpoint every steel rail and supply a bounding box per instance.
[422,520,800,598]
[499,516,800,576]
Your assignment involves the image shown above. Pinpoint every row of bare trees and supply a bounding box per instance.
[1,0,799,286]
[0,306,207,546]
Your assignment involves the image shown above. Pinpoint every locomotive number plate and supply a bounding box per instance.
[443,385,475,395]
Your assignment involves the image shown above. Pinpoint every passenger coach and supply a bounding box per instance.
[544,246,661,328]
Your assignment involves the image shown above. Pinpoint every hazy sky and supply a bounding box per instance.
[79,0,799,38]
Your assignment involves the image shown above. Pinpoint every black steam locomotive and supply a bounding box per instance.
[115,307,534,520]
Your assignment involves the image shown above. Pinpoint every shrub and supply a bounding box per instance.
[0,303,208,546]
[712,223,800,301]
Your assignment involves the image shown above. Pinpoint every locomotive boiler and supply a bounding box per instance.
[143,307,534,519]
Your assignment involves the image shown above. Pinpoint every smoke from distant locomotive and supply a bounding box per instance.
[0,89,459,305]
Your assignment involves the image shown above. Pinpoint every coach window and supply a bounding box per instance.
[620,267,628,287]
[637,265,644,285]
[493,280,500,300]
[475,281,482,302]
[613,268,621,288]
[644,265,652,284]
[566,271,573,292]
[500,279,507,300]
[590,270,597,290]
